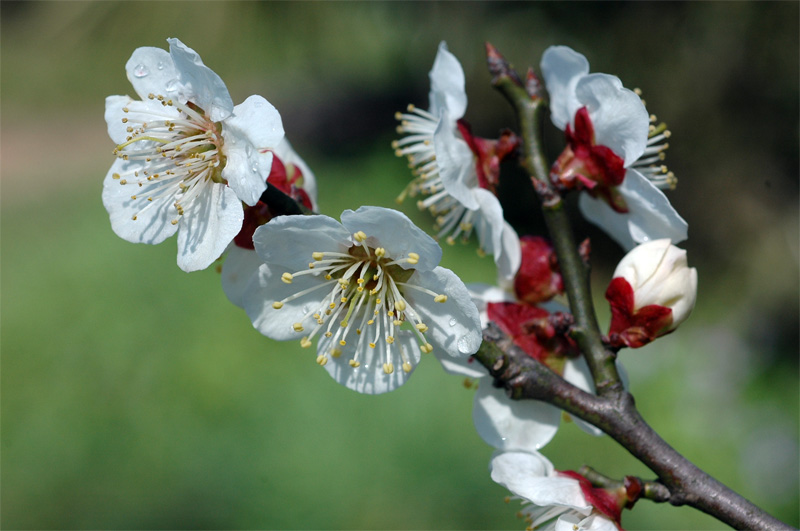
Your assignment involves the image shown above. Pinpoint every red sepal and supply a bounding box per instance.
[559,470,625,530]
[514,236,564,304]
[605,277,674,348]
[456,119,519,191]
[550,107,629,212]
[487,302,578,372]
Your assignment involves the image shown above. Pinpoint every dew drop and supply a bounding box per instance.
[302,305,309,314]
[156,61,165,70]
[165,79,178,93]
[457,334,480,355]
[133,64,149,78]
[253,99,264,108]
[448,318,457,327]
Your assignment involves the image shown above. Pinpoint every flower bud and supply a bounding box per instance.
[606,239,697,348]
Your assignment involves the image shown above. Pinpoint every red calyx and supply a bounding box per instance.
[514,236,564,304]
[456,119,519,191]
[605,277,674,349]
[559,470,625,530]
[487,302,578,372]
[550,107,629,212]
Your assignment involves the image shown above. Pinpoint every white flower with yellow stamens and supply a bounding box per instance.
[102,38,284,271]
[393,41,520,280]
[244,206,483,394]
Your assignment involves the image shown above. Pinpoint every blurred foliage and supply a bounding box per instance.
[1,2,798,530]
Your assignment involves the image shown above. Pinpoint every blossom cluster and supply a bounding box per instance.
[103,38,698,529]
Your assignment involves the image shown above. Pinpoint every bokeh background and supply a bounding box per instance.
[2,2,798,529]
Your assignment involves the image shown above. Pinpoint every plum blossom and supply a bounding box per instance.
[243,206,482,394]
[103,38,284,271]
[222,138,318,308]
[606,239,697,348]
[394,41,521,280]
[540,45,687,250]
[491,450,622,531]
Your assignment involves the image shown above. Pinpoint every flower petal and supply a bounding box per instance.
[404,267,482,358]
[555,513,618,531]
[490,451,591,511]
[575,74,649,165]
[274,137,318,210]
[244,263,325,341]
[562,357,604,437]
[221,245,262,308]
[167,37,234,122]
[176,183,244,272]
[472,189,521,280]
[434,115,481,210]
[579,169,688,250]
[221,96,284,206]
[124,46,179,101]
[428,41,468,120]
[540,46,589,130]
[474,385,560,451]
[102,158,179,245]
[340,207,442,271]
[251,214,351,271]
[320,329,421,395]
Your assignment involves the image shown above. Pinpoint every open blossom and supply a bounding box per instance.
[606,239,697,348]
[394,41,521,279]
[103,38,284,271]
[243,206,482,394]
[491,450,622,531]
[540,45,687,250]
[222,138,318,308]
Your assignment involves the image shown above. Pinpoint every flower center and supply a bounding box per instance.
[271,230,449,374]
[111,94,227,225]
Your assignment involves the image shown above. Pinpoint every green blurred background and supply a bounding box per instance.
[2,2,797,529]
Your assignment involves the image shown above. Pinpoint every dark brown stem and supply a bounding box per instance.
[474,327,793,531]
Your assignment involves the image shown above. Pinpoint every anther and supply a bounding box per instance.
[293,323,304,332]
[402,362,412,373]
[383,363,394,375]
[281,272,294,284]
[272,301,284,309]
[316,354,328,366]
[349,360,361,368]
[434,294,448,303]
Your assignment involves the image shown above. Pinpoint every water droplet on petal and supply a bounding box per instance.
[133,64,149,78]
[448,318,457,327]
[156,61,165,70]
[457,334,480,355]
[253,99,264,108]
[246,144,254,157]
[302,305,309,314]
[165,79,178,93]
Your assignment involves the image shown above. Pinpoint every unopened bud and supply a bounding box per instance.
[606,239,697,348]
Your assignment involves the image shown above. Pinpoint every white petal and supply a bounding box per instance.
[428,41,468,120]
[167,37,233,121]
[222,96,284,205]
[437,355,488,378]
[244,263,324,341]
[472,189,521,280]
[340,207,442,271]
[404,267,482,358]
[468,282,514,327]
[176,183,244,272]
[321,329,421,395]
[221,245,263,308]
[274,137,318,210]
[575,74,649,165]
[474,384,560,451]
[579,170,688,250]
[562,357,604,437]
[106,97,182,144]
[490,451,591,511]
[540,46,589,130]
[124,46,179,101]
[434,115,480,210]
[556,514,618,531]
[102,158,179,245]
[251,214,350,271]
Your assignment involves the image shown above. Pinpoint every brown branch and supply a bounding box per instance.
[474,326,794,531]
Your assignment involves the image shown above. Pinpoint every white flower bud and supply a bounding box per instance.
[613,239,697,330]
